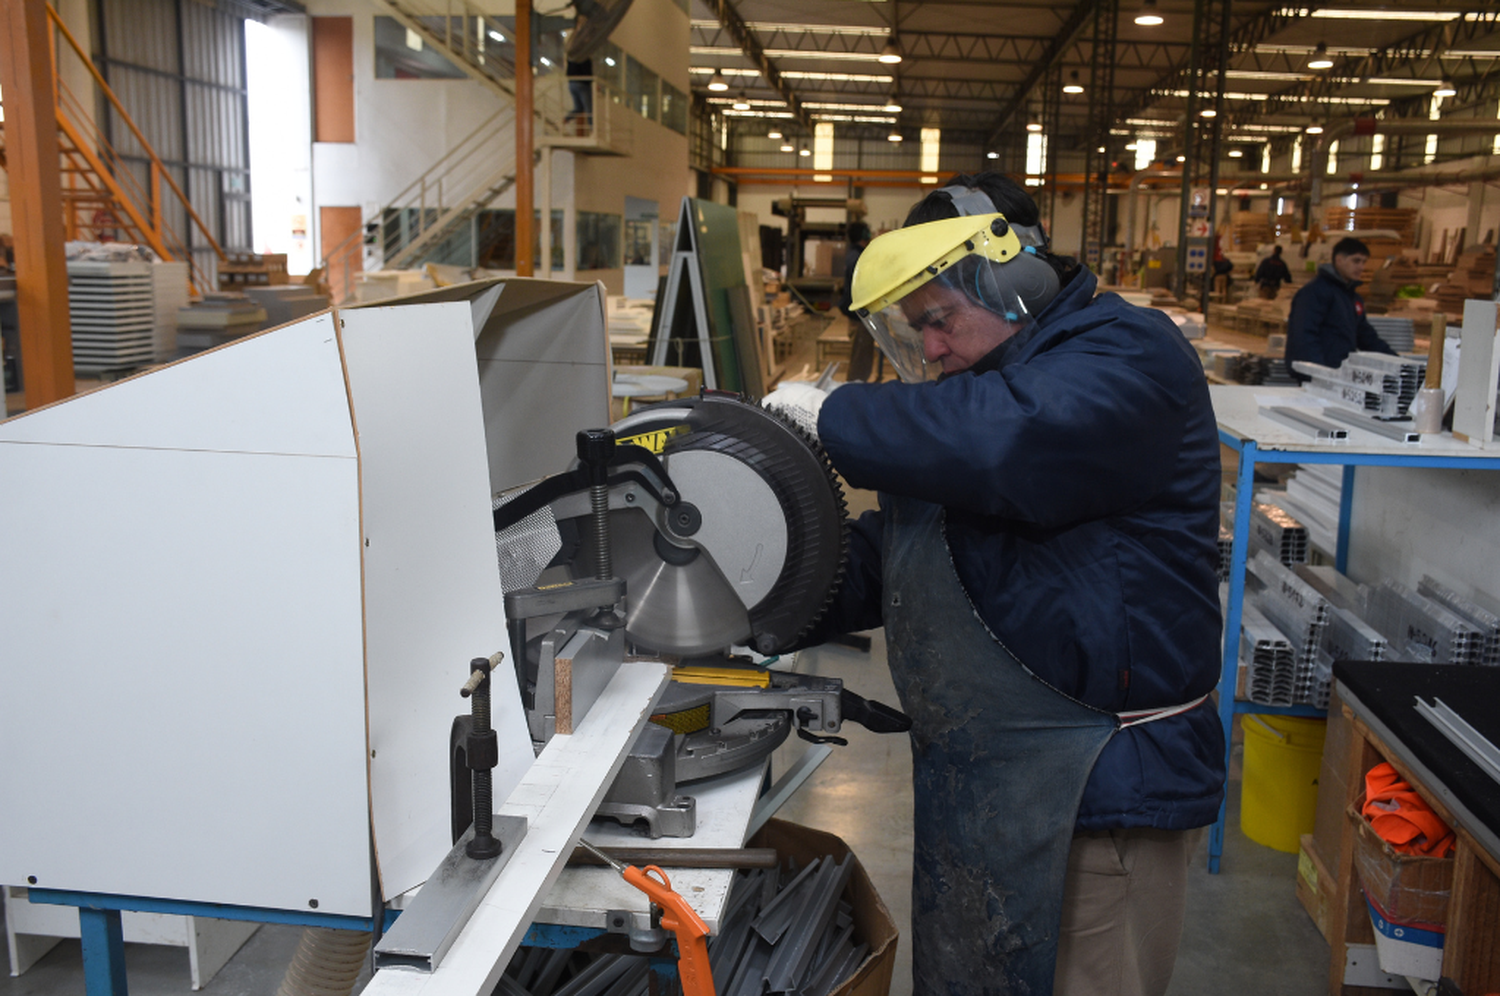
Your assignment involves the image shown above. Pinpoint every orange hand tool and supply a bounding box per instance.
[577,838,715,996]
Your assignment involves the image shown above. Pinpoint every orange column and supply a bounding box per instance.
[514,0,533,277]
[1,0,75,409]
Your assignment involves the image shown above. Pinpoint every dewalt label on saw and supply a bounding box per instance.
[617,424,689,454]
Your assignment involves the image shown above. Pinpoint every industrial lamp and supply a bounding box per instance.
[768,128,783,139]
[1306,122,1325,134]
[732,91,751,111]
[707,71,729,92]
[1434,80,1457,97]
[878,38,902,64]
[1134,0,1164,26]
[1063,71,1084,94]
[887,131,903,142]
[883,93,903,113]
[1307,43,1333,70]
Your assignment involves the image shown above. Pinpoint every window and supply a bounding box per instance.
[623,220,653,266]
[1134,138,1156,171]
[474,210,564,271]
[373,17,465,79]
[626,57,658,121]
[577,212,622,270]
[661,81,688,134]
[594,42,624,94]
[919,127,941,182]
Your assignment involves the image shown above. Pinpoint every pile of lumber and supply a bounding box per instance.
[1323,207,1417,246]
[1230,212,1274,251]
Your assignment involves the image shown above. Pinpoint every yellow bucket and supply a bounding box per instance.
[1240,713,1327,853]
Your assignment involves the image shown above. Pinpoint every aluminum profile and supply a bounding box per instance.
[1319,407,1422,443]
[1249,502,1308,566]
[1366,580,1485,665]
[1418,575,1500,667]
[1259,405,1350,440]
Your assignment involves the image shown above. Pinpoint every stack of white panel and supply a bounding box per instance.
[66,260,155,374]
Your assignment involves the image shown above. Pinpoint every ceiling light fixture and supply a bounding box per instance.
[1200,108,1217,117]
[887,131,903,142]
[732,91,751,111]
[768,128,783,139]
[878,37,902,64]
[1026,119,1043,132]
[1306,122,1324,134]
[986,151,999,159]
[1307,42,1334,70]
[1433,79,1457,97]
[1228,149,1244,157]
[1134,0,1164,26]
[780,141,795,152]
[883,93,902,113]
[1176,155,1186,162]
[799,145,812,156]
[1063,70,1084,94]
[707,70,729,92]
[488,29,506,42]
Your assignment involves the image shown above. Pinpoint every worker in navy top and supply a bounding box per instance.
[1287,236,1397,379]
[764,172,1225,996]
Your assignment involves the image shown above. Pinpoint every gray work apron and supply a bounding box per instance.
[882,494,1118,996]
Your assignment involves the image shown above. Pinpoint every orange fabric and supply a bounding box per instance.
[1362,763,1455,858]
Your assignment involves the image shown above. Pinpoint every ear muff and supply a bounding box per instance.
[1005,250,1061,314]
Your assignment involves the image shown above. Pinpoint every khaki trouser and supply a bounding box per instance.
[1053,827,1203,996]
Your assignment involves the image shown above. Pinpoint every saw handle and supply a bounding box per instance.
[840,688,914,733]
[621,865,714,996]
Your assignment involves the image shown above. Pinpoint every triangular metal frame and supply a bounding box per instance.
[649,198,718,389]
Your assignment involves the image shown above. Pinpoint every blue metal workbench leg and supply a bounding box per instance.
[1210,438,1259,874]
[79,907,128,996]
[1336,465,1356,574]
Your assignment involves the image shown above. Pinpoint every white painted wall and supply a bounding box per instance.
[247,16,316,274]
[1347,466,1500,609]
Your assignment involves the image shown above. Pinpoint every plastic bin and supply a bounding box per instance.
[1240,713,1327,852]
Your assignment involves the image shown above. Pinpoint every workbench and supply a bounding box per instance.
[1325,662,1500,995]
[1209,385,1500,873]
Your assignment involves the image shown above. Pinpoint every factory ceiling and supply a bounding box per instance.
[686,0,1500,155]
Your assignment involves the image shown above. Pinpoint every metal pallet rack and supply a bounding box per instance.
[1209,384,1500,873]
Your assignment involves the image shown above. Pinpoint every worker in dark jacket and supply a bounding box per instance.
[766,173,1224,996]
[1287,236,1396,378]
[1253,244,1293,299]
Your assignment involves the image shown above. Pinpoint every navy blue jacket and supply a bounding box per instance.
[811,269,1226,832]
[1287,264,1396,378]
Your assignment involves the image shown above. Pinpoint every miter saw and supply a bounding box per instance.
[485,392,909,839]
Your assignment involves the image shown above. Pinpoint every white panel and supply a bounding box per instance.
[1347,467,1500,598]
[339,303,534,902]
[0,444,371,914]
[0,314,354,458]
[477,359,611,492]
[1453,300,1500,445]
[362,662,669,996]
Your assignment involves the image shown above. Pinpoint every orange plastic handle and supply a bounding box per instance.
[621,865,715,996]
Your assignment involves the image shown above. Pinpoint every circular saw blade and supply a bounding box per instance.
[610,395,848,656]
[612,507,752,656]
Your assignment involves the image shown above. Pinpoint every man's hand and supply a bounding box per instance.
[762,381,833,440]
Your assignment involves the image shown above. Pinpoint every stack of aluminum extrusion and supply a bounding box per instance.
[1292,351,1427,420]
[1248,502,1308,566]
[1366,579,1488,665]
[1247,552,1330,706]
[1417,575,1500,666]
[1239,602,1296,707]
[1366,316,1416,353]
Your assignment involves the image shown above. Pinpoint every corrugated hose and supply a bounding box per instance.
[275,928,372,996]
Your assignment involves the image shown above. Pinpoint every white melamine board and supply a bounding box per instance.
[476,360,611,493]
[538,760,765,931]
[1453,300,1500,445]
[0,443,371,914]
[338,304,534,901]
[362,662,670,996]
[0,314,354,458]
[1210,385,1500,461]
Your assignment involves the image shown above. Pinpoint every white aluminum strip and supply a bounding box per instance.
[362,661,670,996]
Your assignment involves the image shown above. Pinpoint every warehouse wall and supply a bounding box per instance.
[568,0,692,294]
[1348,467,1500,609]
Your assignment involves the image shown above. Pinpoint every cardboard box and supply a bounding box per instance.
[749,819,898,996]
[1311,689,1354,884]
[1296,833,1336,943]
[1347,801,1453,928]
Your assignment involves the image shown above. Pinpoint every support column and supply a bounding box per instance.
[79,907,128,996]
[1,0,75,409]
[539,145,552,278]
[514,0,533,277]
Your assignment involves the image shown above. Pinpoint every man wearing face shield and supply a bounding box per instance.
[768,173,1224,996]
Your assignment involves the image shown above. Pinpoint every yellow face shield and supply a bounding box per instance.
[851,213,1058,382]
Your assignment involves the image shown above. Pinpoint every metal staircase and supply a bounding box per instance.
[0,3,227,294]
[317,0,633,300]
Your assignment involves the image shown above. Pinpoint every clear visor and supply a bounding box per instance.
[857,254,1048,383]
